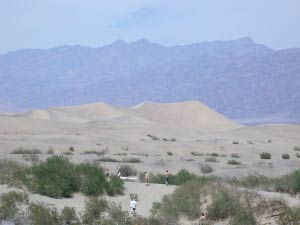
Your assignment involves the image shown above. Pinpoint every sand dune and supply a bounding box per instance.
[129,101,242,131]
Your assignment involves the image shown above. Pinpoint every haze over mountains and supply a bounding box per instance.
[0,37,299,124]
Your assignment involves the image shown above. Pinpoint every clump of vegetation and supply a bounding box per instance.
[231,153,240,158]
[227,159,242,165]
[207,188,238,220]
[170,138,176,142]
[260,152,271,159]
[11,148,42,154]
[130,152,149,157]
[166,151,173,156]
[152,136,160,141]
[119,165,137,177]
[162,138,169,141]
[97,157,120,162]
[46,147,55,154]
[19,156,124,198]
[282,153,290,159]
[277,205,300,225]
[232,141,239,144]
[0,159,25,187]
[68,146,75,152]
[149,169,197,185]
[207,152,219,157]
[28,202,60,225]
[0,191,28,220]
[22,153,40,163]
[122,157,142,163]
[63,151,73,155]
[296,153,300,158]
[205,157,218,163]
[114,152,127,156]
[199,163,214,174]
[293,146,300,151]
[191,151,203,156]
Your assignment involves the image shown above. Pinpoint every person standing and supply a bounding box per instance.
[144,172,149,185]
[165,170,169,186]
[130,198,137,215]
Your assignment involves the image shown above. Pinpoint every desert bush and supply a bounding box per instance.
[97,157,120,162]
[205,157,218,163]
[162,138,169,141]
[207,152,219,157]
[60,207,79,225]
[11,148,41,154]
[232,141,239,144]
[22,156,80,198]
[114,152,127,156]
[122,157,142,163]
[277,206,300,225]
[191,152,203,156]
[231,153,240,158]
[28,202,60,225]
[282,153,290,159]
[46,147,55,154]
[149,169,197,185]
[207,189,238,220]
[296,153,300,158]
[63,151,73,155]
[166,152,173,156]
[229,206,256,225]
[293,146,300,151]
[119,165,137,177]
[170,138,176,142]
[81,197,108,224]
[227,159,242,165]
[68,146,75,152]
[260,152,271,159]
[0,159,25,187]
[152,136,160,140]
[199,163,214,174]
[106,175,125,196]
[76,163,108,196]
[0,191,28,220]
[22,153,40,163]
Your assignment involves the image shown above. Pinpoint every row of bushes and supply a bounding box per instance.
[0,156,124,198]
[0,191,168,225]
[231,170,300,195]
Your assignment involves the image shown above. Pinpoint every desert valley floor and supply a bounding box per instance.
[0,101,300,224]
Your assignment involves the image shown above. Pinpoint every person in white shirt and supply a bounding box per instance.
[130,198,137,215]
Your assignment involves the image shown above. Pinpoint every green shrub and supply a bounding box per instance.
[28,202,60,225]
[231,153,240,158]
[207,189,238,220]
[68,146,75,152]
[282,153,290,159]
[199,163,214,174]
[106,175,125,196]
[294,146,300,151]
[205,157,218,163]
[46,148,55,154]
[97,157,120,162]
[122,157,142,163]
[260,152,271,159]
[172,169,197,185]
[152,136,160,140]
[230,206,256,225]
[23,156,79,198]
[11,148,42,154]
[191,152,203,156]
[60,207,79,225]
[166,152,173,156]
[119,165,137,177]
[0,159,25,187]
[0,191,28,220]
[76,163,108,196]
[227,159,242,165]
[81,197,108,225]
[277,206,300,225]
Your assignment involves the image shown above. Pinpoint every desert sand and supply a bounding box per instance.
[0,101,300,222]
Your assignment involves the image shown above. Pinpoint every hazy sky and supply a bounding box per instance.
[1,0,300,54]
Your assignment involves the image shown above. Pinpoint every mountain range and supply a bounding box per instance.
[0,37,299,124]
